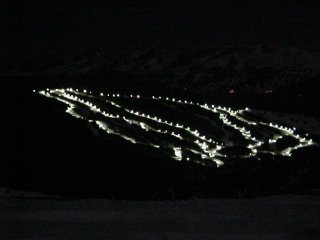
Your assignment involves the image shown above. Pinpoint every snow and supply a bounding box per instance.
[37,88,317,167]
[1,189,319,240]
[5,45,320,96]
[0,188,60,199]
[252,110,320,135]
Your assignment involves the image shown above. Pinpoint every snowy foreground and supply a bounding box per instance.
[1,189,319,240]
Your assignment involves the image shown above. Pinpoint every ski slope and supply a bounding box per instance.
[36,88,317,168]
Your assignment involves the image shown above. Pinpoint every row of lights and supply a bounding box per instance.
[43,88,225,166]
[36,88,315,167]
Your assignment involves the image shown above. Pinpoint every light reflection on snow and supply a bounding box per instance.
[36,88,317,168]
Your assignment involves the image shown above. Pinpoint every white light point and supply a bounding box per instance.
[173,147,182,161]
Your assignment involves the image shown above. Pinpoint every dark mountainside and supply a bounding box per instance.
[1,45,320,199]
[3,2,320,239]
[4,45,320,116]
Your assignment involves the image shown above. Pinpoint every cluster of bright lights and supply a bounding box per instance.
[36,88,316,168]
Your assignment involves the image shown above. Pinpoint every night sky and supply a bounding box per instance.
[4,1,320,58]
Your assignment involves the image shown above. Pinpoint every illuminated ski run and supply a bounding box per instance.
[36,88,316,168]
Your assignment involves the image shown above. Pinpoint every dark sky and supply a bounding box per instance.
[4,1,320,55]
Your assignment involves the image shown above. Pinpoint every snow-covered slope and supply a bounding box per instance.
[1,193,320,240]
[5,45,320,94]
[113,46,320,94]
[116,45,320,72]
[0,188,60,199]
